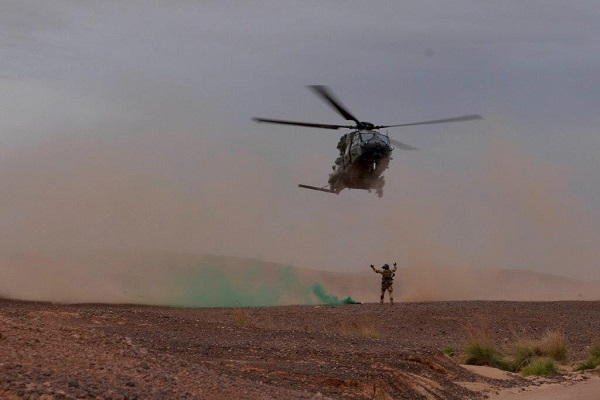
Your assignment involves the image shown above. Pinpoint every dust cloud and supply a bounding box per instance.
[173,259,360,307]
[0,131,304,261]
[1,122,599,304]
[0,252,360,306]
[387,133,600,301]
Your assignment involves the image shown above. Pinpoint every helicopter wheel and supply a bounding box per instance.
[376,188,383,198]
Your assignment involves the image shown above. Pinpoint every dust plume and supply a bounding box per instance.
[0,131,301,260]
[172,259,360,307]
[394,131,600,301]
[172,261,313,307]
[1,118,599,303]
[0,252,360,306]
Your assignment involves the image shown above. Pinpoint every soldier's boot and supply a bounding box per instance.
[390,296,394,305]
[380,294,384,304]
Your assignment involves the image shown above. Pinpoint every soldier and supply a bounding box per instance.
[370,263,397,304]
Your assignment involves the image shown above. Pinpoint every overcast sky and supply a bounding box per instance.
[1,1,599,279]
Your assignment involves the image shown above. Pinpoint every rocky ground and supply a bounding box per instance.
[1,299,600,399]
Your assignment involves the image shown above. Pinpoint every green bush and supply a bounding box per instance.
[575,342,600,371]
[509,330,568,371]
[464,340,510,370]
[511,340,542,371]
[520,357,558,376]
[442,345,456,357]
[463,327,570,374]
[576,358,600,371]
[591,343,600,359]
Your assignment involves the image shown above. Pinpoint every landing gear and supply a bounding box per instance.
[328,176,343,195]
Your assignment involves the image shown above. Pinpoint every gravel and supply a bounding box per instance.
[1,299,599,399]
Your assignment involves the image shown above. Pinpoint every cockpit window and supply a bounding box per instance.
[360,131,390,145]
[360,132,376,142]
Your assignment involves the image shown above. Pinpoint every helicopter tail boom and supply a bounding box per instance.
[298,184,336,194]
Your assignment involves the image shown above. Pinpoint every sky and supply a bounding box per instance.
[1,1,600,280]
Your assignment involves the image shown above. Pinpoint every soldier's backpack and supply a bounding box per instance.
[382,269,394,282]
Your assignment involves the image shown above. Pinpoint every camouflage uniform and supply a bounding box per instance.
[371,263,397,304]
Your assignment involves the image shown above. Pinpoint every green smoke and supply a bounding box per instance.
[311,283,360,305]
[169,258,358,307]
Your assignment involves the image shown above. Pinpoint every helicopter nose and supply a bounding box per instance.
[362,142,387,158]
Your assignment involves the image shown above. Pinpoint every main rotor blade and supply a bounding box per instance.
[376,114,483,129]
[252,117,349,130]
[389,139,418,150]
[308,85,360,124]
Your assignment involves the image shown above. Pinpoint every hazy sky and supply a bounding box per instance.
[1,1,599,279]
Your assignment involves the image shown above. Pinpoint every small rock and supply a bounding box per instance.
[68,380,80,388]
[136,347,148,356]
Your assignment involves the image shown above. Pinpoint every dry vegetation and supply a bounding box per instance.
[576,342,600,371]
[2,299,600,399]
[460,326,569,376]
[510,330,568,371]
[462,322,510,370]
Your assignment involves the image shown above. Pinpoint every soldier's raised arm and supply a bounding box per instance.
[370,264,382,274]
[392,262,398,272]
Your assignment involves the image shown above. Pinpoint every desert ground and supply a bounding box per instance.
[1,298,600,399]
[1,254,600,399]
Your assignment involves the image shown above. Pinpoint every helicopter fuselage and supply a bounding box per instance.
[253,85,482,198]
[328,130,392,196]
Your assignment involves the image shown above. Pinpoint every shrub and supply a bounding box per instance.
[591,342,600,359]
[520,357,558,376]
[575,342,600,371]
[462,326,569,374]
[576,358,600,371]
[463,321,511,370]
[511,340,542,371]
[538,330,568,362]
[442,345,456,357]
[509,330,568,371]
[464,340,510,370]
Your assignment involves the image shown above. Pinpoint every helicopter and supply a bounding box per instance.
[253,85,482,198]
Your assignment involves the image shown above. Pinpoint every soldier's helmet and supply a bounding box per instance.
[382,264,389,270]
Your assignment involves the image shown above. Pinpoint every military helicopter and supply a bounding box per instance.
[253,86,482,198]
